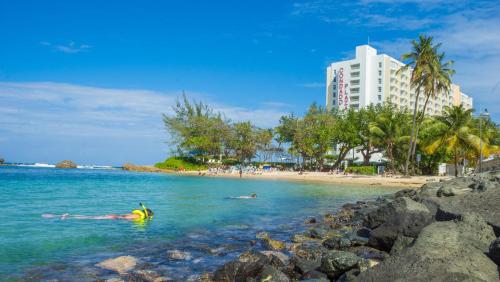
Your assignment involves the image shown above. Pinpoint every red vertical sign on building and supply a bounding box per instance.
[338,68,343,108]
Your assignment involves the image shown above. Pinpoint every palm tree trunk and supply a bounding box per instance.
[454,148,458,177]
[405,92,420,175]
[411,94,430,175]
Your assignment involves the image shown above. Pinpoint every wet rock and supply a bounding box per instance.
[356,227,371,238]
[291,256,321,275]
[363,197,430,229]
[125,269,171,282]
[489,238,500,265]
[263,238,286,251]
[167,250,191,260]
[320,250,362,279]
[356,213,500,281]
[290,243,326,260]
[291,233,315,243]
[307,227,328,239]
[367,198,433,251]
[390,235,414,255]
[256,231,270,240]
[301,270,329,281]
[260,251,290,265]
[96,255,138,274]
[348,246,388,261]
[322,237,351,250]
[239,250,269,264]
[213,260,264,282]
[255,265,290,282]
[304,217,317,224]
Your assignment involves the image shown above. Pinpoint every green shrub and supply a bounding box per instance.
[345,166,376,175]
[155,157,207,171]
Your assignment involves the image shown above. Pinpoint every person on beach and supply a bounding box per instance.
[42,203,154,221]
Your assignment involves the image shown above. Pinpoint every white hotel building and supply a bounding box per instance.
[326,45,473,114]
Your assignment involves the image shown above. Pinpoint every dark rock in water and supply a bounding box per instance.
[255,265,290,282]
[213,260,264,282]
[260,251,290,266]
[434,183,500,236]
[489,238,500,265]
[356,227,371,238]
[301,270,329,281]
[368,203,433,251]
[322,237,351,250]
[363,197,430,229]
[390,235,414,255]
[239,250,269,264]
[356,213,499,282]
[349,246,388,261]
[95,255,138,274]
[320,250,362,279]
[305,217,317,224]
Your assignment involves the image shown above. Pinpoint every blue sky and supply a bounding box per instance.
[1,0,499,165]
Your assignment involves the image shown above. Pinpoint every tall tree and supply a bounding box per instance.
[399,35,454,175]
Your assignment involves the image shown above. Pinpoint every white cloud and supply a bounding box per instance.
[40,41,92,54]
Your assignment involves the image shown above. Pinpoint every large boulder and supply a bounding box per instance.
[368,209,433,252]
[320,250,362,279]
[254,265,290,282]
[356,213,499,282]
[363,197,430,229]
[435,184,500,236]
[55,160,77,168]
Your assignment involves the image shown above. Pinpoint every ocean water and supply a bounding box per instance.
[0,166,398,280]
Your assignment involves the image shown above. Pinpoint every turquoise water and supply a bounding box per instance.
[0,166,398,280]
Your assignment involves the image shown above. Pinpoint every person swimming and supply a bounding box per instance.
[226,193,257,199]
[42,203,154,221]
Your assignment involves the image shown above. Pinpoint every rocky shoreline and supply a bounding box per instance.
[200,170,500,282]
[31,171,499,281]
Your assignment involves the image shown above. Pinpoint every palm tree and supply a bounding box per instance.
[398,35,454,175]
[425,105,486,177]
[369,104,410,172]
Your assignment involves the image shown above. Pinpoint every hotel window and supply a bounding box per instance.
[378,70,382,76]
[333,100,336,105]
[333,85,337,90]
[378,78,382,84]
[378,95,382,101]
[378,87,382,93]
[379,62,382,68]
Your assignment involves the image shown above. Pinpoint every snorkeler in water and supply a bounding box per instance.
[226,193,257,199]
[42,203,154,221]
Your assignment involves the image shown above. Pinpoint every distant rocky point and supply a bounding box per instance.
[122,163,167,173]
[55,160,77,168]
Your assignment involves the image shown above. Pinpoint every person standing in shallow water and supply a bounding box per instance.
[239,167,243,178]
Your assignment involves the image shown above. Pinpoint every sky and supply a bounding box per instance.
[0,0,499,165]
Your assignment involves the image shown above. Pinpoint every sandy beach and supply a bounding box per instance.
[176,170,447,188]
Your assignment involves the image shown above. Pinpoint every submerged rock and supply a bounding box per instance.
[96,255,137,274]
[167,250,191,260]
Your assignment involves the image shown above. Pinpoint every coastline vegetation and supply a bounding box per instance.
[159,37,499,175]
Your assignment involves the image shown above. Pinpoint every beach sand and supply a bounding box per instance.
[175,170,447,188]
